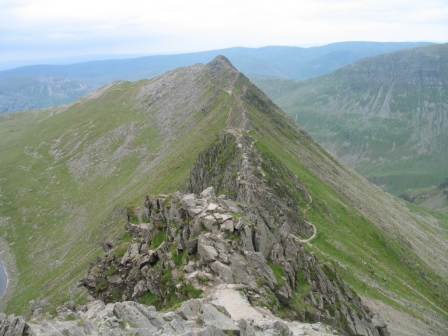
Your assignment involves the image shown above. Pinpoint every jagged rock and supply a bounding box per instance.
[188,207,203,217]
[33,320,65,335]
[160,312,192,335]
[215,213,232,223]
[207,203,219,212]
[241,225,255,251]
[132,280,147,299]
[185,238,198,254]
[197,325,228,336]
[253,218,275,259]
[120,243,140,265]
[198,237,219,263]
[202,215,218,230]
[145,269,162,298]
[182,193,197,208]
[210,261,234,283]
[270,243,285,263]
[177,299,239,333]
[229,253,253,285]
[200,187,216,199]
[80,190,388,336]
[107,274,122,285]
[113,301,162,333]
[276,282,293,305]
[0,314,27,336]
[234,218,244,231]
[245,251,277,290]
[274,320,291,335]
[155,241,171,259]
[221,219,234,232]
[136,250,157,268]
[238,319,256,336]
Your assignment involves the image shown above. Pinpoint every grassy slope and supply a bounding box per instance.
[237,78,448,328]
[251,43,448,195]
[0,66,231,313]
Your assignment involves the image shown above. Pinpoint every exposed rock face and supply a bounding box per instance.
[79,186,387,336]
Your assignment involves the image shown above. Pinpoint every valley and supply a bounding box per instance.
[252,43,448,195]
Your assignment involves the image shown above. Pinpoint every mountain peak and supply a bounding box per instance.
[206,55,237,71]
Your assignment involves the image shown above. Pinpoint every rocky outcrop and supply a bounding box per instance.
[0,297,345,336]
[79,187,387,336]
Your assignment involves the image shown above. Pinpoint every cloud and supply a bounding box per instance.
[0,0,447,62]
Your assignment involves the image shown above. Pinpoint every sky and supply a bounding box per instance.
[1,0,447,64]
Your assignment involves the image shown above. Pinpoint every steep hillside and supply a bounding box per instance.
[253,43,448,195]
[0,57,447,335]
[0,42,431,113]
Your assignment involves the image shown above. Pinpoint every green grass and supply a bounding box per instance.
[267,260,285,287]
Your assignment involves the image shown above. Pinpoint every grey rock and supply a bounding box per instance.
[210,261,234,283]
[120,243,141,265]
[274,320,291,335]
[241,226,255,252]
[132,280,147,299]
[229,254,252,285]
[200,187,215,199]
[196,325,227,336]
[275,282,293,305]
[253,218,275,259]
[185,238,198,254]
[237,319,256,336]
[113,302,160,333]
[182,194,197,208]
[202,215,218,231]
[145,269,162,298]
[198,238,218,263]
[177,300,239,333]
[34,321,65,336]
[244,251,277,290]
[188,207,203,217]
[222,220,234,232]
[107,274,122,285]
[0,314,27,336]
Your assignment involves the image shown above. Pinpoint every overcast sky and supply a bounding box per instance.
[1,0,447,64]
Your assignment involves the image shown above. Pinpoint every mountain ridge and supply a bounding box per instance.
[0,56,447,335]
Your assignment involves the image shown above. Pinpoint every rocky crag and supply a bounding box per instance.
[77,183,388,335]
[0,189,389,336]
[1,297,342,336]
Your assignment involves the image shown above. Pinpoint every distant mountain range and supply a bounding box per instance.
[253,43,448,195]
[0,41,432,113]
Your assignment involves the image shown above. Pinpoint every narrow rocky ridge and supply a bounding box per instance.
[0,56,393,336]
